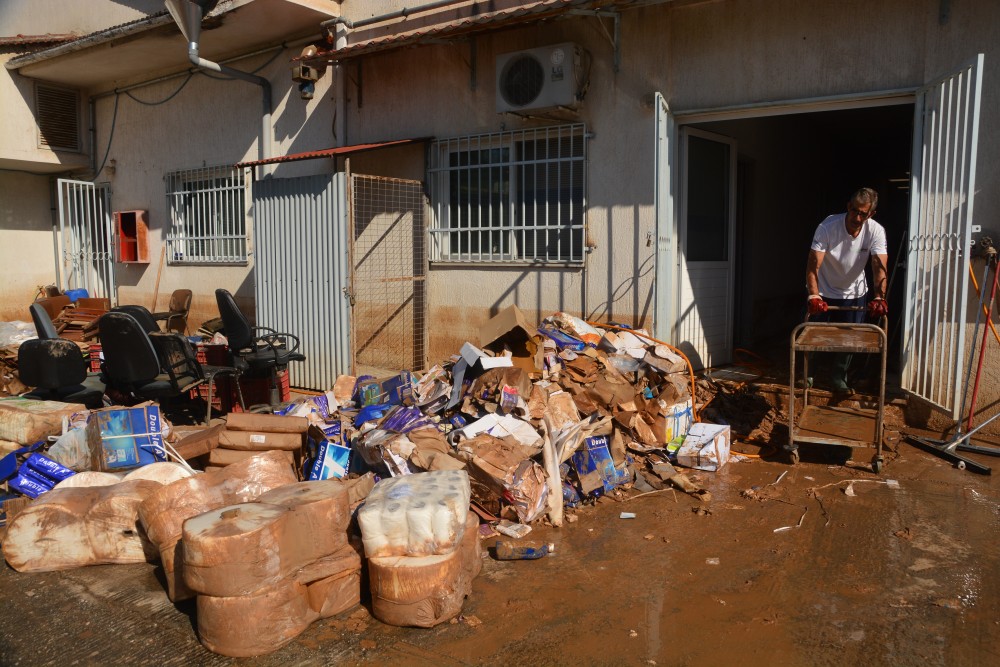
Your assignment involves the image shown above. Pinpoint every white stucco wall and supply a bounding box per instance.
[334,0,999,426]
[87,43,338,328]
[0,0,163,38]
[0,172,59,321]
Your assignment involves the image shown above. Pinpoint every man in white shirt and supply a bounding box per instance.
[805,187,889,393]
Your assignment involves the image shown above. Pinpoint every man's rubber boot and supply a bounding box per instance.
[830,353,853,394]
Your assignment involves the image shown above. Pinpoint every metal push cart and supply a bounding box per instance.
[787,310,888,473]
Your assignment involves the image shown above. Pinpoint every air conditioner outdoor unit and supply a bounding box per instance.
[496,43,585,114]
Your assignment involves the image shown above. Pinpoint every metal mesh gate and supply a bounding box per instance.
[56,179,116,304]
[350,175,427,375]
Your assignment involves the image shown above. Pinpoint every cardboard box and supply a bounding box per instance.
[87,406,167,471]
[478,305,543,373]
[651,397,693,444]
[676,423,731,472]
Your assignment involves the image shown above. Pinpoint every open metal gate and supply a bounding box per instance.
[56,179,116,304]
[350,175,427,375]
[252,172,352,391]
[902,54,984,419]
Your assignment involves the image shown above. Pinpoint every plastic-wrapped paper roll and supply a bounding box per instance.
[196,545,362,658]
[137,451,297,601]
[52,471,122,489]
[358,470,471,559]
[2,480,162,572]
[122,462,196,485]
[197,578,315,658]
[183,480,352,597]
[368,511,482,628]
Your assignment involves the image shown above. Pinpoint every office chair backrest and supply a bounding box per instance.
[215,289,254,351]
[98,312,161,387]
[17,338,87,389]
[29,302,60,340]
[112,305,160,334]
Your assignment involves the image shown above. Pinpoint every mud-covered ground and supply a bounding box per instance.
[1,436,998,667]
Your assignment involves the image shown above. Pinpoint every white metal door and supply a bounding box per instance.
[676,128,737,370]
[56,179,116,304]
[902,54,984,418]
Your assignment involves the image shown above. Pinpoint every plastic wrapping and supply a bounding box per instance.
[358,470,471,559]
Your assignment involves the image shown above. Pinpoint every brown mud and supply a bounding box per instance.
[2,440,998,666]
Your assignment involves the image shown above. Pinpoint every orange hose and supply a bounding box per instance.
[969,262,1000,345]
[584,320,698,422]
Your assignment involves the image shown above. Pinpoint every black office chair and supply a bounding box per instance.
[215,289,305,372]
[18,338,106,409]
[111,305,160,334]
[215,289,304,407]
[29,302,60,340]
[99,311,243,423]
[98,312,203,400]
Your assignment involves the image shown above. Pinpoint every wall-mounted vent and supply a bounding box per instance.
[496,43,586,114]
[35,84,81,152]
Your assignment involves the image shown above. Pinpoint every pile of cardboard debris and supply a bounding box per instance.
[0,307,733,657]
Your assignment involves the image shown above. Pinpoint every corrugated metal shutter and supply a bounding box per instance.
[36,84,80,152]
[252,173,352,391]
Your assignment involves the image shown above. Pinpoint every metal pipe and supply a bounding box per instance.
[90,39,310,100]
[185,40,271,163]
[321,0,467,30]
[957,255,992,432]
[966,251,999,430]
[333,26,347,147]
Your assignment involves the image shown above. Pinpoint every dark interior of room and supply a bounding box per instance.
[691,103,914,373]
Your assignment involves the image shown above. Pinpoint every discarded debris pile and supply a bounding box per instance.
[1,306,745,657]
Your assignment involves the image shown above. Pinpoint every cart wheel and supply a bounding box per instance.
[789,448,800,465]
[872,456,883,474]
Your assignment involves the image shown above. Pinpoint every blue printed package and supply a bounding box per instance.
[10,472,53,498]
[307,422,350,481]
[24,453,75,483]
[571,435,631,497]
[19,465,59,490]
[537,326,587,351]
[86,406,167,471]
[379,372,414,406]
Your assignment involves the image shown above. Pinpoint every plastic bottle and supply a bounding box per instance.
[493,540,555,560]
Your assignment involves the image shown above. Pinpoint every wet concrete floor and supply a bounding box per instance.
[1,441,998,666]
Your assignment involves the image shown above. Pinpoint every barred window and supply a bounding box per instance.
[165,165,248,265]
[428,123,587,263]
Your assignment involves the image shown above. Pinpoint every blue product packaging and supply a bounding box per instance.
[571,435,631,496]
[537,326,587,351]
[87,406,167,471]
[10,472,52,498]
[24,453,75,483]
[307,422,350,481]
[379,372,414,406]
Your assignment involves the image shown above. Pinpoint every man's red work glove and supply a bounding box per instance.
[868,297,888,318]
[807,295,828,315]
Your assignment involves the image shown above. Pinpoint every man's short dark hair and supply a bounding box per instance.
[851,187,879,212]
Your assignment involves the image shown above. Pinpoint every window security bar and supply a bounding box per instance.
[165,165,248,265]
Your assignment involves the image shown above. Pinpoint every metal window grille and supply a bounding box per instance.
[165,165,248,264]
[428,123,587,263]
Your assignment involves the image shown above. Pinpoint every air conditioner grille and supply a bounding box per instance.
[35,84,80,152]
[500,54,544,107]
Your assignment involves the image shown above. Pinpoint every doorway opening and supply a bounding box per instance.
[680,103,914,378]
